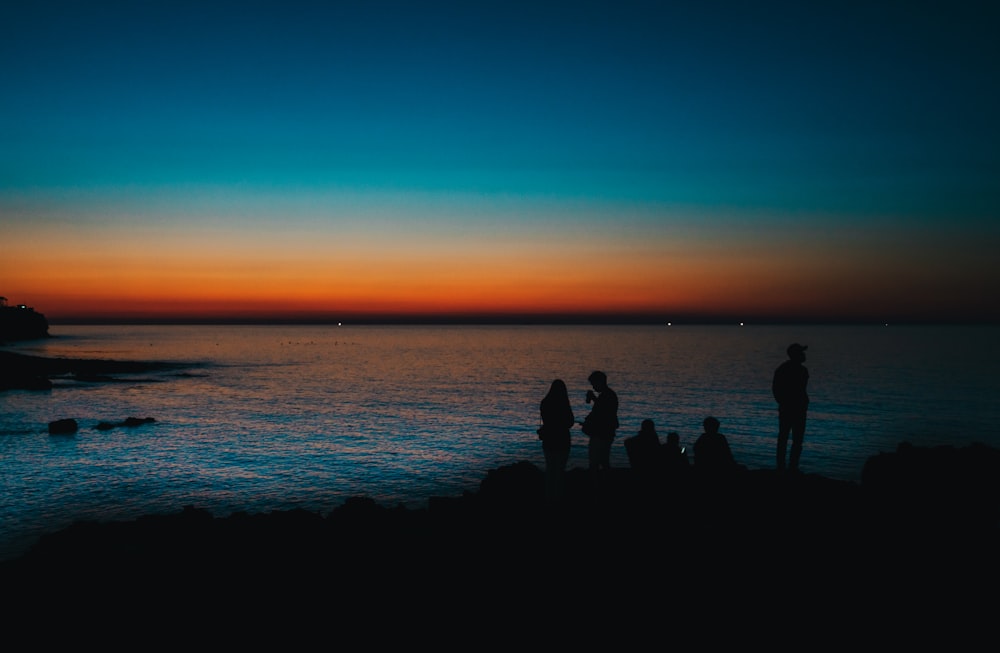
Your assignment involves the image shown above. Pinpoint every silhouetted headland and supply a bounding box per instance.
[0,298,49,342]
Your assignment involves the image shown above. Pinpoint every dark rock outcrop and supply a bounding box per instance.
[47,418,78,435]
[3,442,996,640]
[862,440,1000,536]
[0,372,52,391]
[95,417,156,431]
[0,302,49,342]
[5,442,997,572]
[0,350,185,392]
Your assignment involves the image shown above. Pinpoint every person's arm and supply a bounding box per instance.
[773,367,787,404]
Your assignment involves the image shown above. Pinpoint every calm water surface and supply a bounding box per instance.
[2,324,998,561]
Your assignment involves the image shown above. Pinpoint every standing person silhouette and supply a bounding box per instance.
[773,343,810,473]
[580,370,619,472]
[538,379,575,505]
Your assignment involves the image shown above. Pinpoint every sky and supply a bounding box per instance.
[2,0,998,324]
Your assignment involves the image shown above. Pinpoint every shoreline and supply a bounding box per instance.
[0,349,188,390]
[2,444,997,639]
[4,442,998,574]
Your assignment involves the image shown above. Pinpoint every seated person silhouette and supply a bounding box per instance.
[624,418,663,474]
[693,416,738,478]
[661,430,690,475]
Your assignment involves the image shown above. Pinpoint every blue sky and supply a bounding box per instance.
[2,1,998,323]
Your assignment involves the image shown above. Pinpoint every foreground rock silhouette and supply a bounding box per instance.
[2,442,997,644]
[4,442,998,587]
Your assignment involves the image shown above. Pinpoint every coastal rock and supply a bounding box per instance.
[0,299,49,342]
[477,459,545,508]
[95,417,156,431]
[861,440,1000,534]
[0,373,52,391]
[48,418,78,435]
[0,350,185,393]
[3,441,998,612]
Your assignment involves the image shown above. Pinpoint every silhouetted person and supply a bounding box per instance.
[538,379,575,505]
[773,343,810,473]
[624,418,662,475]
[580,370,619,472]
[693,416,737,476]
[661,430,690,475]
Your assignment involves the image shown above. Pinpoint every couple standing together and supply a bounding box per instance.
[539,371,619,504]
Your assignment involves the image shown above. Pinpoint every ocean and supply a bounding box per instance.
[2,323,998,561]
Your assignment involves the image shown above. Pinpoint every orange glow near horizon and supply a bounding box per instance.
[4,235,773,320]
[5,194,999,324]
[3,248,942,323]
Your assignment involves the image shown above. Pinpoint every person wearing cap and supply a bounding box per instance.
[772,343,810,473]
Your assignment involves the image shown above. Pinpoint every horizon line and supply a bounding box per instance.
[44,316,1000,327]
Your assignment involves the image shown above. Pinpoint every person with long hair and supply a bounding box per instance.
[539,378,575,505]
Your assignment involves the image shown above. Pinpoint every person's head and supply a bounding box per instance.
[588,370,608,391]
[666,431,680,447]
[703,416,720,434]
[548,379,568,400]
[639,419,656,435]
[787,343,808,362]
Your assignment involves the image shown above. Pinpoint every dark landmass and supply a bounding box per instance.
[0,301,49,341]
[3,442,997,635]
[0,349,186,390]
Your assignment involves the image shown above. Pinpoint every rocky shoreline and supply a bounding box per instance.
[0,301,49,341]
[1,441,997,642]
[0,349,187,390]
[4,442,998,581]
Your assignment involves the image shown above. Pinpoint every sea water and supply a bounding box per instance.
[2,323,998,561]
